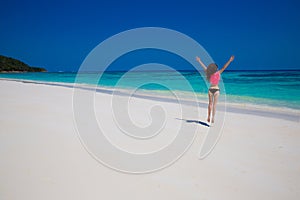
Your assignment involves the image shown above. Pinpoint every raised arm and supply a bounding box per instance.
[196,56,207,71]
[219,55,234,74]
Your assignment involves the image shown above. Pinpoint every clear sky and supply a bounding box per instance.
[0,0,299,71]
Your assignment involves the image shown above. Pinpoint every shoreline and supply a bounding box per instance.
[0,78,299,122]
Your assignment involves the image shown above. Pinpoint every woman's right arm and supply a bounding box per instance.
[219,55,234,74]
[196,56,207,71]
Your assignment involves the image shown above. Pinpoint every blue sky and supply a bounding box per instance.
[0,0,299,71]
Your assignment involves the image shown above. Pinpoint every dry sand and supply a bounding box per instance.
[0,79,299,200]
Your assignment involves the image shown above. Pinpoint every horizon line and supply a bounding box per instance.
[44,69,300,73]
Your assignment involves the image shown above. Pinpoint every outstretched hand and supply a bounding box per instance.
[196,56,201,62]
[229,55,235,62]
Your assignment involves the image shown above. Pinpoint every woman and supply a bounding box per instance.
[196,55,234,124]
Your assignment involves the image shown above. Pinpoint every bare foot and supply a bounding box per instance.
[211,118,215,123]
[207,117,210,123]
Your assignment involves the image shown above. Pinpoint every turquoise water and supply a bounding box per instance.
[0,70,300,109]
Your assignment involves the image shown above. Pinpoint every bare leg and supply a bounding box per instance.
[207,91,213,123]
[211,91,220,123]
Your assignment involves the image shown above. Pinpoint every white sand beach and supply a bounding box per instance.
[0,79,299,200]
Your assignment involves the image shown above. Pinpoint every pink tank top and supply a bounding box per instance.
[210,72,220,85]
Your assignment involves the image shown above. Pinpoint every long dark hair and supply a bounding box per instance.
[206,63,218,81]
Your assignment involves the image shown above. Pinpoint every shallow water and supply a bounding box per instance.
[1,70,299,110]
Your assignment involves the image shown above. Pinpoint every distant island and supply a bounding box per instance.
[0,55,46,72]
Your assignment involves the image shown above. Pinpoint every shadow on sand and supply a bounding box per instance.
[175,118,210,127]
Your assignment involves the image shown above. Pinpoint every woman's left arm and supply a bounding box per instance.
[196,56,207,71]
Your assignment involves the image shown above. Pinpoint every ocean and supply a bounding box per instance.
[0,70,299,110]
